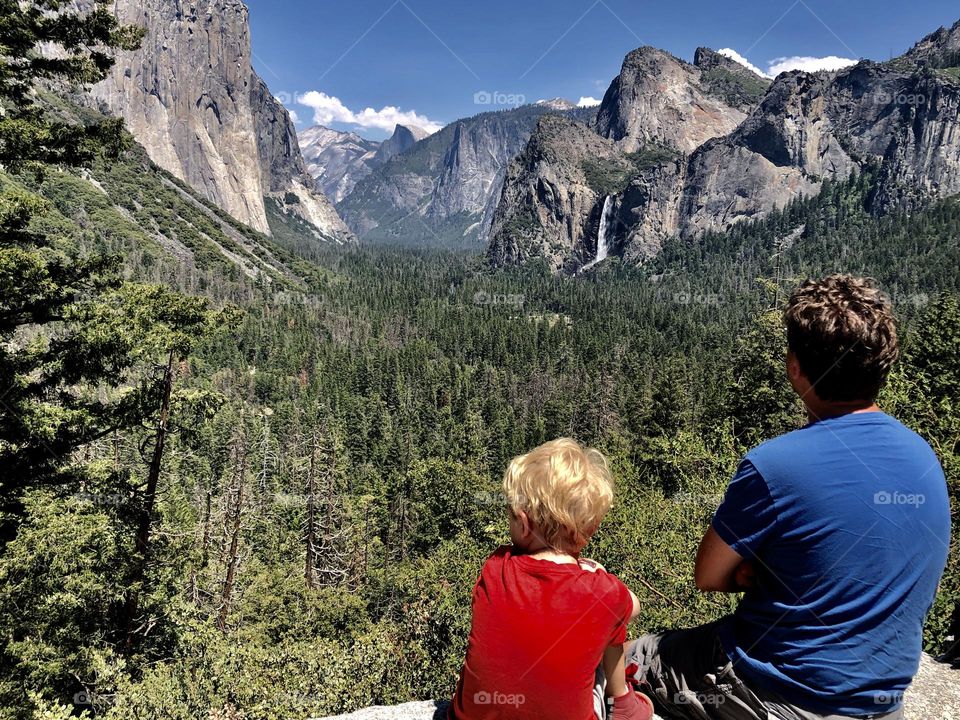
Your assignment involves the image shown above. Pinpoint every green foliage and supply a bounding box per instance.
[581,156,637,196]
[0,492,129,717]
[582,145,679,196]
[2,20,958,713]
[699,67,770,108]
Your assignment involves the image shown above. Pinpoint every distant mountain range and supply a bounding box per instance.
[487,22,960,272]
[80,0,960,271]
[330,103,597,246]
[299,124,427,204]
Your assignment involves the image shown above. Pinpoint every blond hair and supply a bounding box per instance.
[502,438,614,552]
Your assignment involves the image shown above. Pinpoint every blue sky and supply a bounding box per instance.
[244,0,959,140]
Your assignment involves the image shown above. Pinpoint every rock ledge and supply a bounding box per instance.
[313,654,959,720]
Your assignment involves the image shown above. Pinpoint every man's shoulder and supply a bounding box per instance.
[746,413,939,485]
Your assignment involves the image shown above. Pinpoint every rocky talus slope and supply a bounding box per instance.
[312,654,960,720]
[487,20,960,272]
[90,0,352,242]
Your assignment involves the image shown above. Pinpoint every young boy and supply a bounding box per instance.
[450,438,654,720]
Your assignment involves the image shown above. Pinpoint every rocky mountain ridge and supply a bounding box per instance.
[487,20,960,272]
[300,124,428,203]
[88,0,353,243]
[336,103,599,245]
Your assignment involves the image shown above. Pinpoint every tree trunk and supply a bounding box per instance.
[304,437,317,588]
[124,349,175,651]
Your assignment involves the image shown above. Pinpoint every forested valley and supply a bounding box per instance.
[1,6,958,719]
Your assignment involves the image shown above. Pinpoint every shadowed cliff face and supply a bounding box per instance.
[488,21,960,273]
[90,0,352,242]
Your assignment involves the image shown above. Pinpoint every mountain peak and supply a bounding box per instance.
[536,98,577,111]
[374,124,431,165]
[905,18,960,64]
[694,47,769,82]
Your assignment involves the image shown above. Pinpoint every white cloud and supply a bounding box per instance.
[287,108,300,125]
[577,96,602,107]
[297,91,443,134]
[717,48,769,78]
[766,55,858,76]
[717,48,859,79]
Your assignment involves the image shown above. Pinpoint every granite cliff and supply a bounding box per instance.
[89,0,352,243]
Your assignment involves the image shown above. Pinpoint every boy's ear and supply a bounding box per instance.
[516,510,532,538]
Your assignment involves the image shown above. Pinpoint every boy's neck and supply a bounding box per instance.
[516,539,580,565]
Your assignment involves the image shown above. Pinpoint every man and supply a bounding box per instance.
[627,275,951,720]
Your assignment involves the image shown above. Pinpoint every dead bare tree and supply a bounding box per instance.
[304,425,350,589]
[217,428,248,631]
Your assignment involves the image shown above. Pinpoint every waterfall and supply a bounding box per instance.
[583,195,615,271]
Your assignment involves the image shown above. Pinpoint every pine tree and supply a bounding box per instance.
[0,0,141,535]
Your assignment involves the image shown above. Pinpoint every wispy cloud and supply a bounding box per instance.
[767,55,858,76]
[717,48,858,79]
[297,91,443,134]
[577,96,602,107]
[717,48,769,78]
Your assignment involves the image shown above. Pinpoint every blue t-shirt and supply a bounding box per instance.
[713,412,950,717]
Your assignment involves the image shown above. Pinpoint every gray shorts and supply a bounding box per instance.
[625,620,904,720]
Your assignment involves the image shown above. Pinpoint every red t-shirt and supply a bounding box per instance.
[450,546,633,720]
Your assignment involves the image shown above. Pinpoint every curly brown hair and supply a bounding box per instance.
[784,275,900,402]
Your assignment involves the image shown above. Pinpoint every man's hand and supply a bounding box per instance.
[734,559,758,591]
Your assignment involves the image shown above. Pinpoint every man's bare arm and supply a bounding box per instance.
[694,526,756,593]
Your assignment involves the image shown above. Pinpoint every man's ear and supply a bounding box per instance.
[786,350,807,388]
